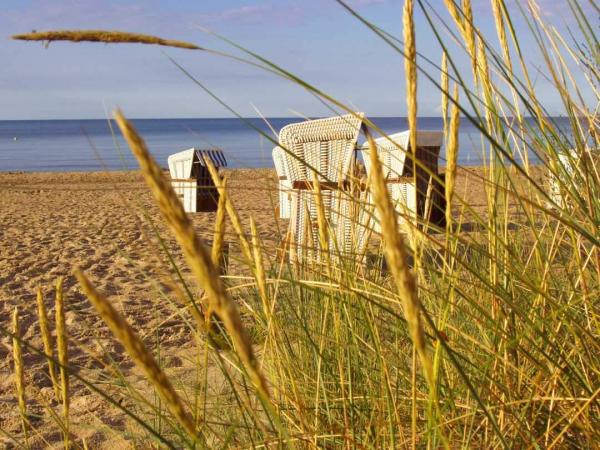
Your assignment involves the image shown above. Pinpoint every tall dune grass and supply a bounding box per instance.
[2,0,598,448]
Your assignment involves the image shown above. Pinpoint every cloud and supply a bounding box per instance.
[471,0,595,18]
[200,4,305,26]
[1,1,306,38]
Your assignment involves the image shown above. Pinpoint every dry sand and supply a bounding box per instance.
[0,166,508,448]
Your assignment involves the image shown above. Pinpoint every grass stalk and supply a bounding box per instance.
[35,287,61,400]
[54,278,69,449]
[12,307,29,447]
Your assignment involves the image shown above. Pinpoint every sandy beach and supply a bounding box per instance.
[0,166,508,447]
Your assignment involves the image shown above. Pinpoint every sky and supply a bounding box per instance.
[0,0,596,119]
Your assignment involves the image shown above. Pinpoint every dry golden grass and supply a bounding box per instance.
[403,0,418,159]
[462,0,477,80]
[12,30,201,50]
[113,111,272,405]
[441,51,449,137]
[445,84,460,229]
[491,0,512,71]
[443,0,463,29]
[312,171,330,259]
[365,129,432,386]
[74,269,197,437]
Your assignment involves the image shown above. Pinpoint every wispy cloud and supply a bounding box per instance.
[348,0,387,6]
[200,4,305,26]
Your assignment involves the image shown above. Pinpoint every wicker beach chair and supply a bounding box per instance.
[279,113,371,264]
[272,146,293,219]
[360,130,444,232]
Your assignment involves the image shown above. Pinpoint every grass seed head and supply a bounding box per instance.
[36,287,60,400]
[12,307,28,436]
[12,30,201,50]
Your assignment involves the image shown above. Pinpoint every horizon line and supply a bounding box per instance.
[0,115,569,122]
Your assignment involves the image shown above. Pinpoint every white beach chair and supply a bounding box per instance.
[279,113,372,264]
[272,146,293,219]
[548,147,600,208]
[360,130,443,232]
[167,148,227,213]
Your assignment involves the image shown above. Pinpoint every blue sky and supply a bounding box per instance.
[1,0,595,119]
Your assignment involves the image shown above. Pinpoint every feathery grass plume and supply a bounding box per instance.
[491,0,512,72]
[205,176,228,331]
[55,277,69,448]
[461,0,477,81]
[476,36,490,85]
[365,129,433,386]
[113,111,271,402]
[12,30,202,50]
[477,36,495,131]
[443,0,463,30]
[441,51,449,137]
[74,270,197,438]
[211,176,228,269]
[12,307,29,443]
[445,84,460,231]
[403,0,418,169]
[491,0,524,130]
[36,287,60,400]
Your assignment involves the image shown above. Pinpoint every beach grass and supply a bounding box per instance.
[1,0,599,448]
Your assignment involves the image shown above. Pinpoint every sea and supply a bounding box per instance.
[0,117,547,172]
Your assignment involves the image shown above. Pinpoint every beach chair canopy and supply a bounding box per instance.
[361,130,443,179]
[279,113,364,183]
[168,148,227,180]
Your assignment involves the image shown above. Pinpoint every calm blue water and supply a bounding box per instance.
[0,117,540,172]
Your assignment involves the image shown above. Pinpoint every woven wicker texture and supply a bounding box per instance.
[280,113,364,183]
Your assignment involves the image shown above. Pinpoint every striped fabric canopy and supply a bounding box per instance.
[194,149,227,168]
